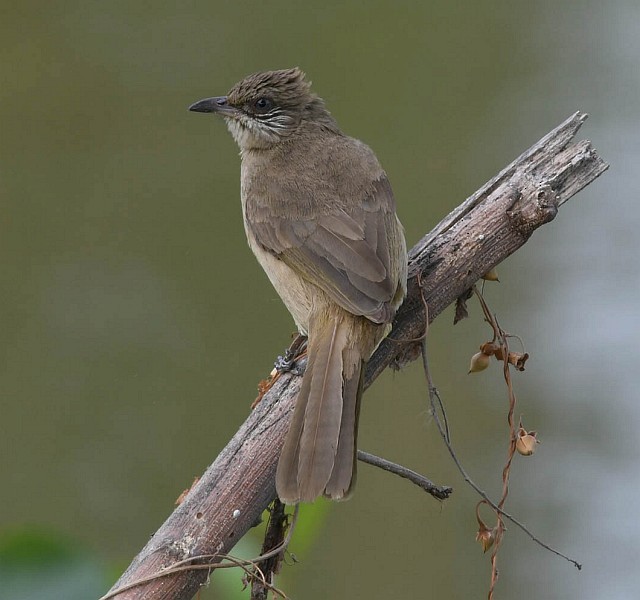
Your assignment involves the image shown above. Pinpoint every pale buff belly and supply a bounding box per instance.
[244,223,314,335]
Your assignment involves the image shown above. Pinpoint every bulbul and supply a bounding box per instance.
[190,68,407,503]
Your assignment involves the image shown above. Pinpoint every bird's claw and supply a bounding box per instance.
[274,334,308,375]
[274,351,296,373]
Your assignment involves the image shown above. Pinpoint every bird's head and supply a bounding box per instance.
[189,68,338,150]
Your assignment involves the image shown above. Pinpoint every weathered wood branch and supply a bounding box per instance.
[105,112,608,600]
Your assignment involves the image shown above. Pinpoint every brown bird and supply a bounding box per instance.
[190,68,407,503]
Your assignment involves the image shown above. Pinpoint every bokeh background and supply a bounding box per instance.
[1,1,636,599]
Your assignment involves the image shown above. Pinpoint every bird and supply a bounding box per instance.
[189,68,407,503]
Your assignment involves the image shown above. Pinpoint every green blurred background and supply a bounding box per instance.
[1,1,636,598]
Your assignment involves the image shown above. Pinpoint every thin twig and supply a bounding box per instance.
[420,323,582,572]
[357,270,452,502]
[251,499,289,600]
[357,450,452,500]
[471,286,514,597]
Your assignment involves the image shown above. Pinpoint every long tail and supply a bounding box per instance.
[324,351,363,500]
[276,314,363,503]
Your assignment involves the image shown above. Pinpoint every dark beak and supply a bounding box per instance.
[188,96,236,116]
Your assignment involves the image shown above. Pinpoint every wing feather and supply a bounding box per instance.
[247,174,404,323]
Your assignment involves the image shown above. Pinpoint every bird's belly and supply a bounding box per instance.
[245,229,313,335]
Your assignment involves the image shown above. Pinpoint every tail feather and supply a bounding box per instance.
[275,361,312,503]
[275,313,375,504]
[296,316,347,502]
[324,356,363,500]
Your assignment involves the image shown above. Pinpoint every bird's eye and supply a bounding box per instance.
[253,97,272,112]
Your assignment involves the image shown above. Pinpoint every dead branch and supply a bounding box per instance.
[105,112,608,600]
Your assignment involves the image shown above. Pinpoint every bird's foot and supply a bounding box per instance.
[275,334,308,375]
[251,334,308,409]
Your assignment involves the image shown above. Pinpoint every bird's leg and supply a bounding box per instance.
[275,333,308,376]
[252,333,308,408]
